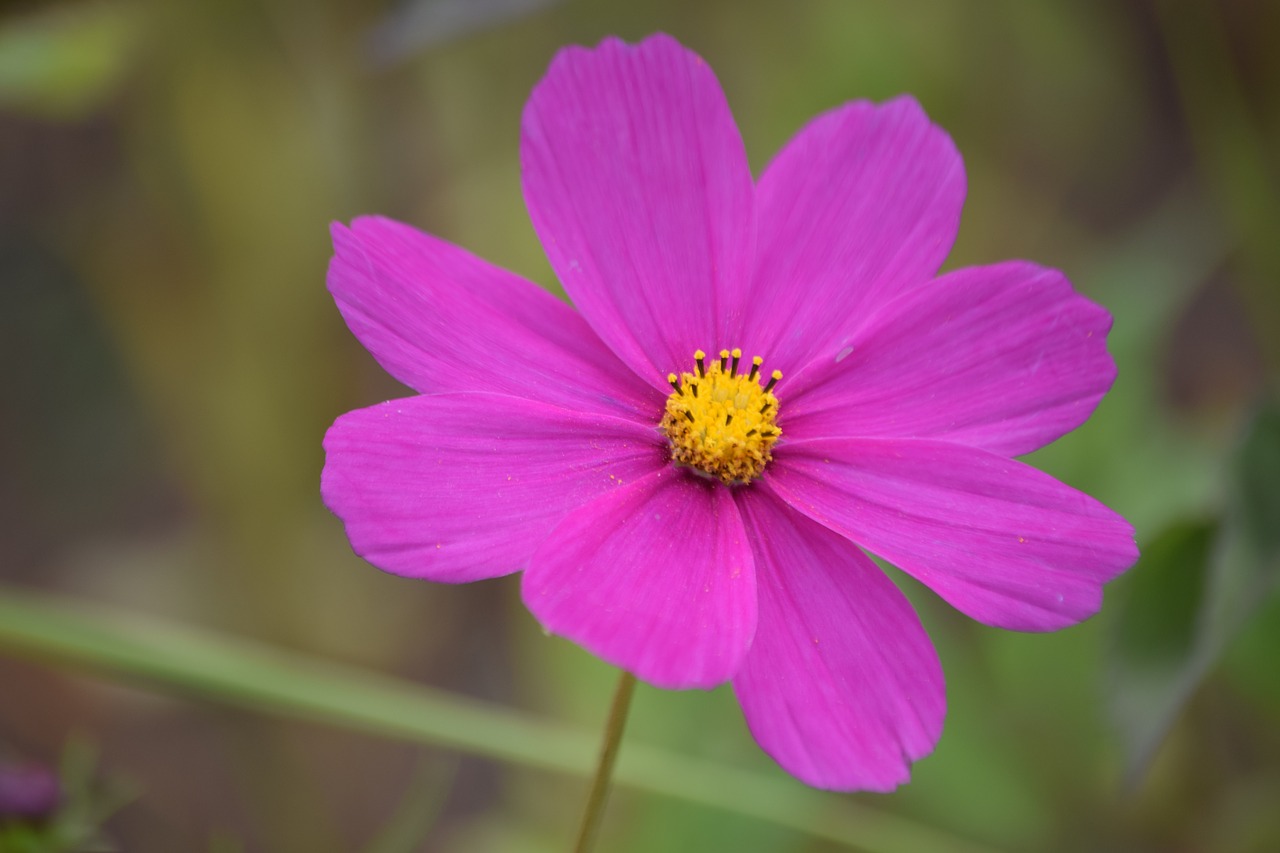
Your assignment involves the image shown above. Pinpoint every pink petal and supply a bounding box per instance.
[322,393,663,582]
[522,470,755,689]
[328,217,660,418]
[521,34,755,387]
[742,96,965,384]
[732,486,945,792]
[783,262,1117,456]
[768,438,1138,631]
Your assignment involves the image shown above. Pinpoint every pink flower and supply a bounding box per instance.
[322,34,1137,791]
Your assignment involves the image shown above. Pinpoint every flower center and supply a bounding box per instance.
[660,348,782,485]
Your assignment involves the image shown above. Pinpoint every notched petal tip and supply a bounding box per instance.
[732,487,945,791]
[545,31,688,66]
[769,437,1139,633]
[783,258,1125,456]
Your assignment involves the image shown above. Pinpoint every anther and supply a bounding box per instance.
[659,348,782,485]
[764,370,782,393]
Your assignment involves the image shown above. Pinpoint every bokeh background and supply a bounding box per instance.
[3,0,1279,850]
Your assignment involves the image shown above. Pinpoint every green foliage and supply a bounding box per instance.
[0,737,135,853]
[1108,400,1280,785]
[0,585,989,853]
[0,3,139,119]
[1234,401,1280,560]
[1107,520,1216,783]
[1112,521,1214,671]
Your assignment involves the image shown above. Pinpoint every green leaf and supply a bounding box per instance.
[1106,519,1216,784]
[1232,400,1280,560]
[0,3,140,119]
[1111,521,1214,669]
[1107,399,1280,785]
[1198,400,1280,660]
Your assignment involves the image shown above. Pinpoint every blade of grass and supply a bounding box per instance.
[0,584,992,853]
[360,757,458,853]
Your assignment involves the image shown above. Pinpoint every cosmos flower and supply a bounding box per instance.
[322,33,1137,791]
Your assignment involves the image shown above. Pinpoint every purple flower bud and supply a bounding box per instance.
[0,762,61,820]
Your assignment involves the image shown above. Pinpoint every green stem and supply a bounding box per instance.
[0,584,996,853]
[573,670,637,853]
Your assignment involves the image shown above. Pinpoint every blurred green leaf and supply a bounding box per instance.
[0,823,45,853]
[0,735,135,853]
[1112,521,1214,669]
[0,2,139,119]
[0,584,994,853]
[1108,400,1280,785]
[359,758,456,853]
[1106,519,1215,784]
[1224,584,1280,711]
[1198,400,1280,660]
[1232,401,1280,559]
[52,735,136,852]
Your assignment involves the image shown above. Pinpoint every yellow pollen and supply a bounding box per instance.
[660,349,782,485]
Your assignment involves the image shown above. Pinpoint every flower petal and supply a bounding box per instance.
[322,393,663,582]
[521,34,755,386]
[732,486,944,792]
[328,217,660,418]
[784,262,1117,456]
[742,96,965,383]
[768,438,1138,631]
[523,470,755,689]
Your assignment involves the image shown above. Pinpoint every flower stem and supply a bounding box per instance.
[572,670,637,853]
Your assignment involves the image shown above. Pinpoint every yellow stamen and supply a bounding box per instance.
[660,349,782,485]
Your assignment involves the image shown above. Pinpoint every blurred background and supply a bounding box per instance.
[2,0,1278,850]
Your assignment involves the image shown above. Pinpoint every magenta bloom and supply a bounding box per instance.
[323,34,1137,791]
